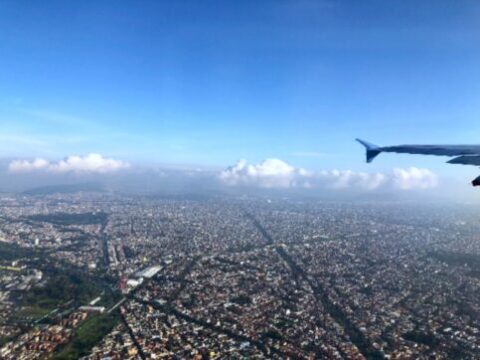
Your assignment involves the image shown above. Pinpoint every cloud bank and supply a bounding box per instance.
[220,159,438,191]
[8,154,130,174]
[219,159,310,188]
[392,167,438,190]
[6,156,439,192]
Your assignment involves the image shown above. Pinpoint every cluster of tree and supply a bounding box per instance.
[402,329,438,347]
[22,268,104,309]
[26,212,108,226]
[54,312,120,359]
[429,251,480,270]
[0,241,38,261]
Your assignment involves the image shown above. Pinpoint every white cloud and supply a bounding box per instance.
[8,158,50,172]
[392,167,438,190]
[220,159,438,191]
[8,153,129,174]
[317,169,388,190]
[219,159,309,188]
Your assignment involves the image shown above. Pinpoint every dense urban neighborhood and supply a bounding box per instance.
[0,191,479,359]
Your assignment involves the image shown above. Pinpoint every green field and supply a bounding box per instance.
[16,305,52,320]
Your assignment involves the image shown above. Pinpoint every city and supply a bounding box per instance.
[2,0,480,359]
[1,191,479,359]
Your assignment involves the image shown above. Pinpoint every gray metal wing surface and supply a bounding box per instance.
[356,139,480,187]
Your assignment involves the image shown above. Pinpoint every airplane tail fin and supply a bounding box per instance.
[356,138,381,163]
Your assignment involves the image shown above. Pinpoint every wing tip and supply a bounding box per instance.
[356,138,381,163]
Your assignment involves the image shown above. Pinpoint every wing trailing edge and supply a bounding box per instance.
[447,155,480,166]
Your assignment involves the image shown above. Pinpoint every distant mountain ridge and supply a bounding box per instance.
[22,183,105,195]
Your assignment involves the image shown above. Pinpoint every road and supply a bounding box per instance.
[245,211,385,360]
[100,219,110,268]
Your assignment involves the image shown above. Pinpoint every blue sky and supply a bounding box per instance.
[1,0,480,179]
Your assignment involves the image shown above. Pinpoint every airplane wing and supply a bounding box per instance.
[356,139,480,186]
[447,155,480,166]
[356,139,480,163]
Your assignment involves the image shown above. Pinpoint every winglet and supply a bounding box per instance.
[356,138,381,163]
